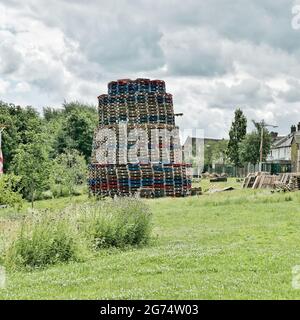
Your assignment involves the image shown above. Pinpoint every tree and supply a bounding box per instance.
[203,139,228,173]
[0,102,43,171]
[227,109,247,170]
[0,100,97,171]
[212,139,228,165]
[11,134,52,207]
[0,100,96,205]
[50,149,87,197]
[239,124,272,166]
[204,140,229,166]
[54,102,98,161]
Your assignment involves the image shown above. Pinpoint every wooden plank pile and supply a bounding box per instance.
[243,172,278,189]
[276,173,300,191]
[243,172,300,191]
[89,78,192,198]
[242,173,258,188]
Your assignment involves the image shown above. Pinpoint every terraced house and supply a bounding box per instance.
[267,123,300,173]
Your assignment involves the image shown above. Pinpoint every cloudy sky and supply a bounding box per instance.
[1,0,300,138]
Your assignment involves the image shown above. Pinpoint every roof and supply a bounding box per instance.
[272,132,300,149]
[272,135,284,144]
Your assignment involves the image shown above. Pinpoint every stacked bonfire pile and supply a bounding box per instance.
[99,79,174,126]
[88,78,192,197]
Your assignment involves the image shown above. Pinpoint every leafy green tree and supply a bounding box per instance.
[11,134,52,207]
[0,100,97,172]
[215,139,229,164]
[50,149,87,197]
[239,124,271,165]
[43,107,62,121]
[204,140,228,167]
[0,100,97,205]
[0,102,43,171]
[227,109,247,169]
[54,102,97,161]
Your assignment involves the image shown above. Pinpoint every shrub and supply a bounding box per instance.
[49,150,87,198]
[40,190,54,200]
[5,210,84,269]
[0,174,23,208]
[79,198,152,249]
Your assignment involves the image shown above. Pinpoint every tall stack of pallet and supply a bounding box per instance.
[89,78,192,197]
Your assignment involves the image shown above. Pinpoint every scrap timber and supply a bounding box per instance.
[277,173,300,191]
[243,172,278,189]
[243,172,300,191]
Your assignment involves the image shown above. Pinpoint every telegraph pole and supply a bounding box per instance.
[0,125,7,174]
[256,120,277,172]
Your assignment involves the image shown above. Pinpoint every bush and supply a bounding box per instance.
[0,174,23,208]
[49,184,87,199]
[79,198,152,249]
[5,210,84,269]
[49,184,70,198]
[49,150,87,198]
[40,190,54,200]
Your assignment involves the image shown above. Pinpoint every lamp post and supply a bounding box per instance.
[257,120,278,172]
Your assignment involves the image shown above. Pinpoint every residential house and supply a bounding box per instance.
[291,130,300,172]
[266,123,300,173]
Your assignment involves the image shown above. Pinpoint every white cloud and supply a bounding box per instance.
[0,79,9,94]
[15,81,30,93]
[1,0,300,137]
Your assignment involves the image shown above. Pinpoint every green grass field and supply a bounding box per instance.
[1,179,300,299]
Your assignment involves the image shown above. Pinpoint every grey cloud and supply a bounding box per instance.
[161,28,233,77]
[140,0,299,53]
[64,50,104,81]
[2,0,300,138]
[30,65,70,99]
[4,0,300,78]
[0,40,22,74]
[278,78,300,102]
[10,1,165,74]
[207,79,274,109]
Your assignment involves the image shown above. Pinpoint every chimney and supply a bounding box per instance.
[291,125,296,133]
[298,122,300,132]
[270,131,278,139]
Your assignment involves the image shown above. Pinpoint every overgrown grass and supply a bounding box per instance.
[5,210,85,269]
[1,198,152,270]
[79,198,152,249]
[1,182,300,299]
